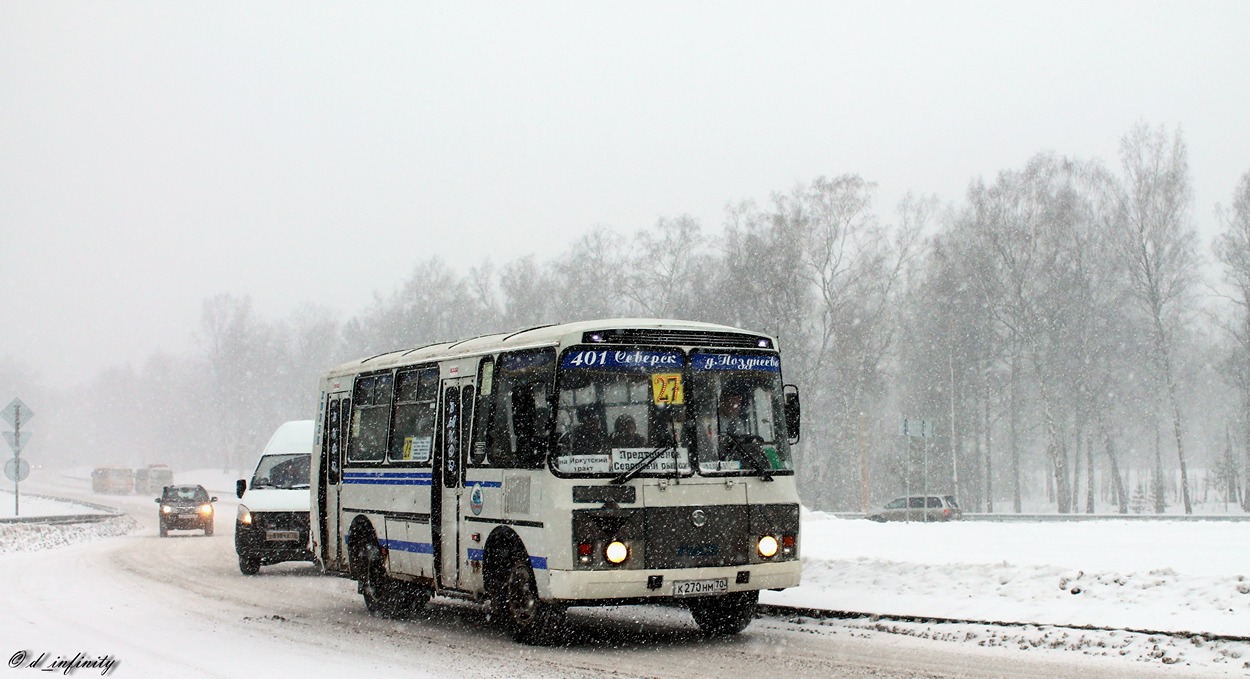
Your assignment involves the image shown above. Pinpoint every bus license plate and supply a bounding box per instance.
[266,530,298,542]
[672,578,728,597]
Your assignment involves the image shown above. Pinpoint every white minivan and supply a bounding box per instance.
[235,420,315,574]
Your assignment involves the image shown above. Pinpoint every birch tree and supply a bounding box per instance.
[1213,169,1250,512]
[1115,123,1200,514]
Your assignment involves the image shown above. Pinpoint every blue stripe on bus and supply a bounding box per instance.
[344,478,432,486]
[464,480,502,488]
[380,539,434,554]
[343,471,433,486]
[343,471,433,478]
[370,540,546,570]
[465,549,545,570]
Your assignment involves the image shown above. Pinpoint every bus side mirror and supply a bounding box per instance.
[236,479,247,499]
[784,384,801,444]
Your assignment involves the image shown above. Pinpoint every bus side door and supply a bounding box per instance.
[434,376,474,590]
[318,394,349,570]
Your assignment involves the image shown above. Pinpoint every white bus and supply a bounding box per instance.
[311,319,803,643]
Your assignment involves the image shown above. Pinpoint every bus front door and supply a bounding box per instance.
[319,394,349,570]
[434,377,474,591]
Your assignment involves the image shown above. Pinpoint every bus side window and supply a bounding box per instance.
[348,373,392,464]
[387,367,437,464]
[487,349,555,469]
[470,358,494,467]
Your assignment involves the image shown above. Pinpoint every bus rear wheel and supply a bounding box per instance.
[492,553,563,644]
[689,590,758,636]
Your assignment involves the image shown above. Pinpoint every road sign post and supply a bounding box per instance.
[2,398,34,517]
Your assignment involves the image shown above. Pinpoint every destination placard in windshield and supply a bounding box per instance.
[562,349,684,371]
[691,353,780,372]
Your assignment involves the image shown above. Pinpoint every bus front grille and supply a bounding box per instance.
[643,505,750,568]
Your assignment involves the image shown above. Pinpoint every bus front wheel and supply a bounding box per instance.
[689,590,758,636]
[356,541,416,618]
[492,553,563,644]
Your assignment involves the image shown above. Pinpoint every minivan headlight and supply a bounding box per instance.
[237,505,252,525]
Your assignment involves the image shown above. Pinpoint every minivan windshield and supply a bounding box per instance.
[250,453,311,489]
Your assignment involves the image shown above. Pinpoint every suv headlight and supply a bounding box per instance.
[237,505,252,525]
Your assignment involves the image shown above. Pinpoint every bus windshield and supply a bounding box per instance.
[688,352,793,475]
[553,347,690,477]
[552,347,794,478]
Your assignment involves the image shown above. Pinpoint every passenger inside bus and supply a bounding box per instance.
[609,413,645,448]
[568,404,608,452]
[717,389,750,437]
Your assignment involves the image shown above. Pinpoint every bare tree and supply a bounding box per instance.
[621,215,712,318]
[1213,169,1250,512]
[1114,123,1200,514]
[200,293,284,474]
[551,227,629,320]
[776,175,924,509]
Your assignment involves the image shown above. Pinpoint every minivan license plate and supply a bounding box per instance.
[672,578,728,597]
[266,530,298,542]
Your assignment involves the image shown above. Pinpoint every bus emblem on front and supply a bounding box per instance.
[691,509,707,528]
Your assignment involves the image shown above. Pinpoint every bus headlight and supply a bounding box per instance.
[604,540,629,565]
[237,505,252,525]
[757,535,779,559]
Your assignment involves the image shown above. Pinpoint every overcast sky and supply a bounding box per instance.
[2,1,1248,385]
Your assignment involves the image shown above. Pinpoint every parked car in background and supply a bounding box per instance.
[134,464,174,495]
[867,495,962,522]
[91,467,135,494]
[235,420,315,575]
[156,484,217,536]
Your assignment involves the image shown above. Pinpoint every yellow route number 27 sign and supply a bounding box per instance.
[651,373,684,405]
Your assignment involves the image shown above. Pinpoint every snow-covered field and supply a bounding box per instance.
[0,489,111,519]
[774,510,1250,672]
[3,470,1247,676]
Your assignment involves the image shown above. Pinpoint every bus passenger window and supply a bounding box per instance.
[388,367,437,463]
[348,373,391,463]
[487,349,555,469]
[470,359,494,467]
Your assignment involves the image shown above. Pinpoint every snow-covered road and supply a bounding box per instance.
[0,471,1238,678]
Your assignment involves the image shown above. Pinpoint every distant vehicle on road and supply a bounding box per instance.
[235,420,315,575]
[134,464,174,495]
[91,467,135,494]
[867,495,962,522]
[156,484,217,537]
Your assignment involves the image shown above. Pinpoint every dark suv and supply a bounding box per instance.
[867,495,962,522]
[156,485,218,536]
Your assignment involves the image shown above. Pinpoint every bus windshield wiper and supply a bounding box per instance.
[726,436,774,482]
[611,445,675,485]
